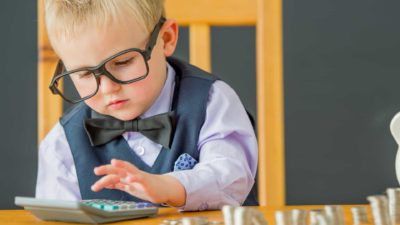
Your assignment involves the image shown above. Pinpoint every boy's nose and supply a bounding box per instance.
[98,75,121,95]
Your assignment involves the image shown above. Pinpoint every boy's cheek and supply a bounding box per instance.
[84,97,106,112]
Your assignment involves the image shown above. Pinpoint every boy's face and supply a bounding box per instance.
[50,18,178,121]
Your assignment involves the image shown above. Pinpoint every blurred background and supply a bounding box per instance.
[1,0,400,209]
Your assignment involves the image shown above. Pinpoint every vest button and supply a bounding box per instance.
[136,146,145,156]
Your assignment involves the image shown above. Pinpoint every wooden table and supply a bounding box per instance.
[0,205,366,225]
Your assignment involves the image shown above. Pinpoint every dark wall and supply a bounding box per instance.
[284,0,400,204]
[1,0,399,209]
[0,1,38,209]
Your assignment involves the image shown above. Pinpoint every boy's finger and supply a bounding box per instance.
[94,164,126,176]
[119,174,143,184]
[111,159,140,174]
[115,183,126,191]
[91,174,120,192]
[105,184,116,189]
[115,183,134,193]
[126,174,143,183]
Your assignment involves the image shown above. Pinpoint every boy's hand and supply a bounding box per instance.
[91,159,186,207]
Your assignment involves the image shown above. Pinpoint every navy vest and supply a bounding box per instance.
[60,57,258,205]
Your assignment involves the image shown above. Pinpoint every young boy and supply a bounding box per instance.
[36,0,258,211]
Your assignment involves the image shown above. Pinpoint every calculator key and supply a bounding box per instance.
[80,199,154,211]
[121,203,136,209]
[136,202,154,208]
[89,203,105,210]
[103,204,120,211]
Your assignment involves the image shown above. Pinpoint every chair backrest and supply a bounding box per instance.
[37,0,285,207]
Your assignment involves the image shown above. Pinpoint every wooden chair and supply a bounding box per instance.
[37,0,285,207]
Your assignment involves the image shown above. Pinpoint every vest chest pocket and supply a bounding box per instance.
[173,153,198,171]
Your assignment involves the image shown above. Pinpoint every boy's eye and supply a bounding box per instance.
[114,57,134,66]
[76,71,92,78]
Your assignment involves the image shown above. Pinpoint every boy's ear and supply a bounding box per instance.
[161,19,178,57]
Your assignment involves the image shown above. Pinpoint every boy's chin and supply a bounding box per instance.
[108,112,141,121]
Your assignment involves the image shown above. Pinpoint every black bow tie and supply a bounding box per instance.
[84,111,175,148]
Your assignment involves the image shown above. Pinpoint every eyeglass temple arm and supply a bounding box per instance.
[49,60,65,94]
[144,17,167,59]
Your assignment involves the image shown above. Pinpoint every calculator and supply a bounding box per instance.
[15,196,158,224]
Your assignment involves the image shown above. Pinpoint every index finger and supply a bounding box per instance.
[91,174,120,192]
[94,164,126,177]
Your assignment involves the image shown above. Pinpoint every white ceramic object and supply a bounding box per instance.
[390,112,400,184]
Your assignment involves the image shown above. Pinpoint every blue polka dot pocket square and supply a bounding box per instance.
[173,153,198,171]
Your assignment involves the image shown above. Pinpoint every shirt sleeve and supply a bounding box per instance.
[166,80,258,211]
[35,122,82,200]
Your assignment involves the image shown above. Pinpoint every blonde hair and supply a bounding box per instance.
[45,0,165,40]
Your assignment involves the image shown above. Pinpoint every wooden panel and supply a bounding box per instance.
[38,0,62,142]
[256,0,285,206]
[189,25,211,72]
[165,0,256,25]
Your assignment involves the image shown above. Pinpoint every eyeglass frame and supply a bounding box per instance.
[49,17,167,104]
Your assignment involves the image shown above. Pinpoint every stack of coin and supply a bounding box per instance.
[222,205,267,225]
[251,209,269,225]
[310,209,325,225]
[276,210,294,225]
[181,216,208,225]
[315,213,330,225]
[292,209,308,225]
[368,195,391,225]
[160,218,182,225]
[387,188,400,225]
[351,206,369,225]
[222,205,235,225]
[325,205,344,225]
[160,217,222,225]
[234,207,252,225]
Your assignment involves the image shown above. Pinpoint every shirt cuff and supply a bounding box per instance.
[165,170,222,211]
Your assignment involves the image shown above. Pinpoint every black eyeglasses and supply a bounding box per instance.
[49,17,166,103]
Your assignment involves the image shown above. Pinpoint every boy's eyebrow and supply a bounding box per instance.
[64,63,92,71]
[68,48,141,71]
[67,60,103,71]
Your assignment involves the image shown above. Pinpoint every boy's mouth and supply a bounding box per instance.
[107,99,128,109]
